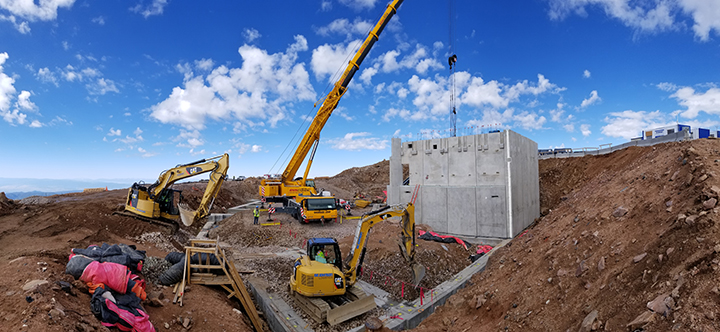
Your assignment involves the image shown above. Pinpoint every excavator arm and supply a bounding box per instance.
[278,0,405,186]
[125,154,229,226]
[344,202,425,287]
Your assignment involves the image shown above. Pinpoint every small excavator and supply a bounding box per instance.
[116,154,229,229]
[289,202,426,325]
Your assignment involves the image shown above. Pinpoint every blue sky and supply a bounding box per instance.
[1,0,720,190]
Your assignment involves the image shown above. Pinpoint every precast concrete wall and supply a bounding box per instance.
[388,130,539,240]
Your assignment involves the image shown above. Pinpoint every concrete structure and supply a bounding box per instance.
[387,130,539,240]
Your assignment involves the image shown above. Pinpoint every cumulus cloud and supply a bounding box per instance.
[86,78,119,95]
[580,124,591,137]
[657,82,678,91]
[0,14,30,33]
[321,0,332,11]
[243,28,261,43]
[150,36,316,131]
[174,129,203,149]
[514,111,547,130]
[583,69,591,78]
[601,110,668,139]
[580,90,601,108]
[670,85,720,118]
[130,0,168,18]
[339,0,378,11]
[36,67,58,86]
[92,16,105,25]
[108,128,121,136]
[311,40,361,82]
[0,52,38,126]
[251,144,262,152]
[316,18,373,38]
[547,0,720,41]
[328,132,388,150]
[0,0,74,33]
[195,58,214,71]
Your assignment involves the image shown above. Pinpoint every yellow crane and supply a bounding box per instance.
[117,154,229,228]
[289,202,425,325]
[259,0,405,223]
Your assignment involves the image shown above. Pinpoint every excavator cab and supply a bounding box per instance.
[307,238,342,270]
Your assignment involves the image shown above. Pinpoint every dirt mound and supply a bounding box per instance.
[317,159,394,200]
[0,192,15,216]
[413,140,720,331]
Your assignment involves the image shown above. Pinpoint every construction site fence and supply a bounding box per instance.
[539,129,691,160]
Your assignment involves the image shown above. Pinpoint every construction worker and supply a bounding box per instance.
[253,206,260,225]
[315,248,327,263]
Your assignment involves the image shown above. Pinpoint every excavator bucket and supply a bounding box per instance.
[178,203,197,226]
[411,262,426,286]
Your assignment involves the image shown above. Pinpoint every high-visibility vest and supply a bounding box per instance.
[253,209,259,217]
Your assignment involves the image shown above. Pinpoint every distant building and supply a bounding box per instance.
[642,124,690,140]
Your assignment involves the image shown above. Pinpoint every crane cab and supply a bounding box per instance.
[290,238,346,297]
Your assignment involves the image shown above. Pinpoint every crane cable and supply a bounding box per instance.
[448,0,457,137]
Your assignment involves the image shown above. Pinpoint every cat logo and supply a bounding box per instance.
[185,166,202,175]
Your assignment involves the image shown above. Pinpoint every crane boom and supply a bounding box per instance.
[280,0,404,185]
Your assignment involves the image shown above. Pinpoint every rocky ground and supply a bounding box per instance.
[4,141,720,332]
[412,140,720,332]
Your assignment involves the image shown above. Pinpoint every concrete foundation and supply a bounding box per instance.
[387,130,539,240]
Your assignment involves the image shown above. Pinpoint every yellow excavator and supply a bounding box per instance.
[117,154,229,228]
[289,202,426,325]
[259,0,404,223]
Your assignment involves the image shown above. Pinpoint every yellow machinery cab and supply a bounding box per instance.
[291,238,345,297]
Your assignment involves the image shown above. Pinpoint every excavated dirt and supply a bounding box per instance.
[212,205,472,331]
[412,140,720,332]
[7,141,720,332]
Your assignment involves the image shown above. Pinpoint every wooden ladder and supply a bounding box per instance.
[173,238,264,332]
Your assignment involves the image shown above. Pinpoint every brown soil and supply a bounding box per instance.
[412,140,720,332]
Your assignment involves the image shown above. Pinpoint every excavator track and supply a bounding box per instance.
[112,211,179,233]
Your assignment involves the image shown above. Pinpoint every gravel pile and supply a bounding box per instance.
[142,256,173,286]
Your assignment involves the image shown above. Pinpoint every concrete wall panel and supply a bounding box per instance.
[421,186,447,233]
[447,187,476,236]
[423,139,448,185]
[476,186,507,238]
[475,133,506,186]
[449,136,476,186]
[507,130,539,237]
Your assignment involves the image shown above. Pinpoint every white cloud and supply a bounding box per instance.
[16,90,36,111]
[195,58,214,71]
[91,16,105,25]
[583,69,591,78]
[339,0,378,11]
[580,90,601,108]
[547,0,675,34]
[321,1,332,11]
[548,0,720,41]
[36,67,58,86]
[29,120,42,127]
[130,0,168,18]
[316,18,373,38]
[151,36,315,131]
[311,40,361,82]
[328,132,388,151]
[514,111,547,130]
[0,52,29,126]
[580,123,591,137]
[564,123,575,132]
[243,28,261,43]
[86,78,119,95]
[133,127,143,136]
[173,130,203,149]
[601,110,668,139]
[670,86,720,118]
[251,144,262,153]
[62,41,70,50]
[0,0,74,21]
[678,0,720,41]
[0,14,30,33]
[138,147,146,153]
[657,82,678,91]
